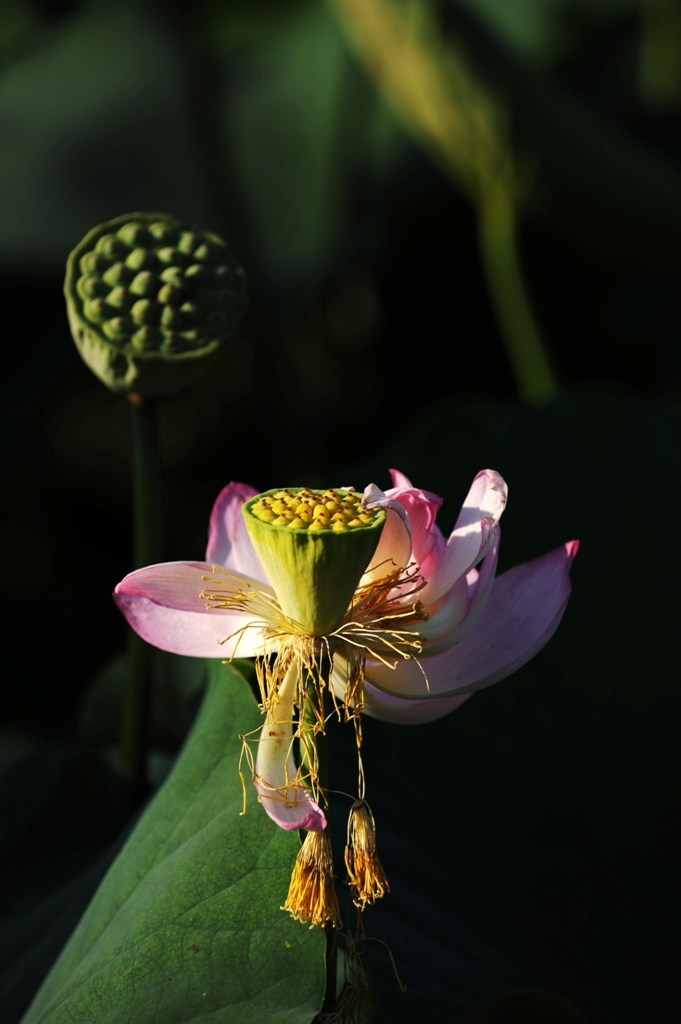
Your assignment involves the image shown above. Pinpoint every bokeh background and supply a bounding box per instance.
[1,1,680,1022]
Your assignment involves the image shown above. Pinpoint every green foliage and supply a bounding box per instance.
[21,662,325,1024]
[457,0,635,67]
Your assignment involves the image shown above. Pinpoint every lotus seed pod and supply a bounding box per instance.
[242,487,386,635]
[64,212,247,397]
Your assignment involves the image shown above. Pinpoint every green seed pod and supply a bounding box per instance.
[178,231,200,255]
[65,212,247,397]
[107,286,133,311]
[130,298,160,326]
[102,262,133,288]
[159,266,184,287]
[132,326,160,351]
[243,487,386,635]
[77,276,107,301]
[129,271,156,298]
[117,222,151,248]
[125,247,155,272]
[80,252,106,276]
[83,298,110,323]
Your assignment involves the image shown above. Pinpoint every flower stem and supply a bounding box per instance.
[477,185,559,406]
[638,0,681,107]
[298,691,322,795]
[121,394,165,787]
[298,680,338,1012]
[320,924,338,1015]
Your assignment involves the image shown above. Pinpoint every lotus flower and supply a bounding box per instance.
[115,470,577,925]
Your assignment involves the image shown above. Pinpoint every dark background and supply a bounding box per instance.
[1,1,680,1022]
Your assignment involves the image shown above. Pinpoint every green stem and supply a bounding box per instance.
[320,924,338,1015]
[121,395,165,787]
[130,396,164,570]
[298,683,338,1013]
[638,0,681,107]
[477,185,558,406]
[298,693,322,794]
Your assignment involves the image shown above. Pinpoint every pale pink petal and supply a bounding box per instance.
[113,561,268,659]
[360,541,578,718]
[254,731,327,832]
[254,664,327,831]
[388,468,414,490]
[360,483,413,583]
[362,684,471,724]
[414,575,470,648]
[419,535,500,654]
[454,469,508,529]
[329,654,470,724]
[425,470,507,603]
[206,481,268,580]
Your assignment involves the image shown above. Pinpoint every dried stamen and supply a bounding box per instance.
[282,829,341,928]
[345,800,390,910]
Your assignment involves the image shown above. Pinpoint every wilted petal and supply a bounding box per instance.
[254,663,327,832]
[419,535,500,654]
[387,468,445,583]
[362,682,471,725]
[329,654,470,724]
[414,575,470,648]
[425,470,507,604]
[455,468,508,530]
[387,468,413,490]
[114,561,268,658]
[206,481,267,579]
[360,541,578,720]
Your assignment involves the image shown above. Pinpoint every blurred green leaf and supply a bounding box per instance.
[0,0,214,271]
[77,649,207,789]
[0,0,38,63]
[331,0,514,205]
[329,0,560,404]
[457,0,634,67]
[332,0,681,265]
[21,661,325,1024]
[206,1,403,286]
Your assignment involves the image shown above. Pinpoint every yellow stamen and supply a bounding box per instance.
[198,562,429,711]
[332,562,427,672]
[198,559,427,924]
[345,800,390,910]
[282,829,341,928]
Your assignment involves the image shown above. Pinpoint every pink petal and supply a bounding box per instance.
[419,535,500,654]
[388,468,414,490]
[415,575,470,648]
[360,541,579,721]
[386,469,445,583]
[425,470,508,604]
[455,469,508,530]
[113,561,268,659]
[330,652,470,724]
[206,481,267,579]
[362,684,472,724]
